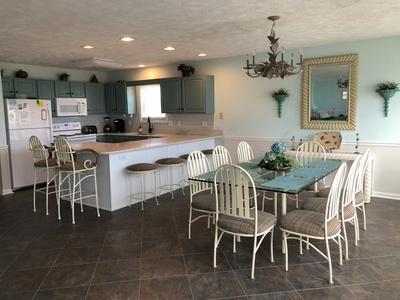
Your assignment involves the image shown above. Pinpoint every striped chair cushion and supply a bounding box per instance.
[301,197,326,213]
[280,210,341,237]
[192,193,216,212]
[342,203,356,220]
[355,191,366,205]
[316,187,330,198]
[217,210,276,235]
[34,158,58,168]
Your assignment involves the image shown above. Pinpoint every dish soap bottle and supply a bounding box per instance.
[139,124,142,133]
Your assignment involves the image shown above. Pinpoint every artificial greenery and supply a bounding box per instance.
[376,81,399,92]
[58,72,71,81]
[258,142,293,170]
[177,64,195,75]
[271,88,290,96]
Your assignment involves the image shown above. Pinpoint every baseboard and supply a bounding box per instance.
[373,192,400,200]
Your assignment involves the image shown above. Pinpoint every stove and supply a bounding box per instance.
[53,122,97,144]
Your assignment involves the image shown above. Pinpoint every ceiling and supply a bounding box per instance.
[1,0,400,71]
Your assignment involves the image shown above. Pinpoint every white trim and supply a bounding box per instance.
[373,192,400,200]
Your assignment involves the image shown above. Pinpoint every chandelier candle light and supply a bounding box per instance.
[244,16,303,79]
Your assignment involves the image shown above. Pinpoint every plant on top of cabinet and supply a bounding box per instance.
[177,64,195,77]
[58,72,70,81]
[16,69,28,78]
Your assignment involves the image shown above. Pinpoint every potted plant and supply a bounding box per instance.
[177,64,195,77]
[376,81,399,117]
[58,72,71,81]
[258,142,293,170]
[271,88,290,118]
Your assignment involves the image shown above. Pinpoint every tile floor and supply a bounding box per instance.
[1,187,400,299]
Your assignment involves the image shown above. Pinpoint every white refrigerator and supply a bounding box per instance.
[5,99,53,190]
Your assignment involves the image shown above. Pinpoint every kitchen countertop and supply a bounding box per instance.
[71,132,223,154]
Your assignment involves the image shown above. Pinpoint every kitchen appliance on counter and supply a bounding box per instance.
[55,98,87,117]
[104,117,112,132]
[4,99,53,190]
[113,119,125,132]
[53,122,97,144]
[81,125,97,134]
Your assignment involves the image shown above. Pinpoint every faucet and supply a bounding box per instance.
[148,116,153,134]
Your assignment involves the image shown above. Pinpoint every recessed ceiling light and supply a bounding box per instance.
[164,46,175,51]
[138,64,146,67]
[120,37,134,42]
[197,53,207,57]
[82,45,94,49]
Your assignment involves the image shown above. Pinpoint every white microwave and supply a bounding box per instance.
[55,98,88,116]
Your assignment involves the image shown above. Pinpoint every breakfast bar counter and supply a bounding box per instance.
[71,132,223,211]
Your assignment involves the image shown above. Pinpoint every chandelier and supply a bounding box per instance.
[337,77,348,88]
[244,16,303,79]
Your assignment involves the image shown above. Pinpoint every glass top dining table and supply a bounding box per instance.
[189,155,347,216]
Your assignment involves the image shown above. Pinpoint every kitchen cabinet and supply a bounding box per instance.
[2,78,38,98]
[55,81,85,98]
[85,83,105,114]
[160,75,214,113]
[37,80,56,114]
[105,82,136,114]
[2,78,14,98]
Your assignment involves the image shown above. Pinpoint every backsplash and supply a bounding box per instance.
[53,113,215,134]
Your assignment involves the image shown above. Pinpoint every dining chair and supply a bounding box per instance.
[29,135,59,215]
[302,155,362,259]
[54,137,100,224]
[213,164,276,279]
[212,145,232,170]
[280,162,347,284]
[289,141,327,208]
[237,141,277,216]
[186,150,215,239]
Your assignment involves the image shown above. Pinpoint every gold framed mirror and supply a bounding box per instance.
[301,54,358,130]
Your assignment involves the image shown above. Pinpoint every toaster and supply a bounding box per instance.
[82,125,97,134]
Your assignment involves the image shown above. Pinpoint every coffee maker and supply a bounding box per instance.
[113,119,126,132]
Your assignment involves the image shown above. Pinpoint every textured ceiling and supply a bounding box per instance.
[1,0,400,71]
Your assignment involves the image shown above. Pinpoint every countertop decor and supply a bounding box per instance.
[258,141,293,170]
[58,72,70,81]
[376,81,399,117]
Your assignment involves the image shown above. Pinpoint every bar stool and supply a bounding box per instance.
[127,163,159,210]
[202,148,214,169]
[179,153,190,185]
[156,157,185,199]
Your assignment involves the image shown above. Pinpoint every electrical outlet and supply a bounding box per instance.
[168,120,173,126]
[119,155,126,161]
[219,112,224,119]
[128,120,132,125]
[96,120,99,125]
[202,120,207,127]
[177,120,181,126]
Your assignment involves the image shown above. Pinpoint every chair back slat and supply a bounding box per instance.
[212,145,232,170]
[187,150,212,195]
[237,141,254,163]
[54,137,75,166]
[342,155,362,209]
[296,141,326,166]
[355,148,370,194]
[325,163,347,222]
[214,164,255,221]
[29,135,50,162]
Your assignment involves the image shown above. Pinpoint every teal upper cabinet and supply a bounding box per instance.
[2,78,14,98]
[105,82,135,114]
[55,81,85,98]
[85,83,105,114]
[161,75,214,113]
[2,78,38,98]
[37,80,56,114]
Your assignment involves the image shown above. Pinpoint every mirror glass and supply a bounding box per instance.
[301,54,358,130]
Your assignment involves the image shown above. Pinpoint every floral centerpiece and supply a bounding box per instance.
[258,141,293,170]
